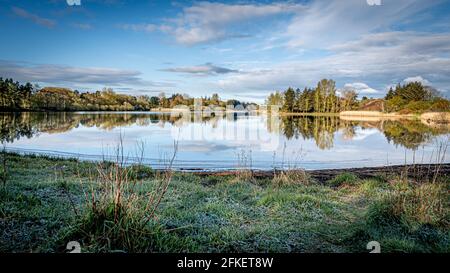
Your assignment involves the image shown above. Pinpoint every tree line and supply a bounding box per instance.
[266,79,449,113]
[266,79,358,113]
[2,77,448,113]
[384,82,449,113]
[0,77,252,111]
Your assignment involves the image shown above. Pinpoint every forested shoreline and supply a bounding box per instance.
[1,77,449,114]
[266,79,450,114]
[0,77,254,112]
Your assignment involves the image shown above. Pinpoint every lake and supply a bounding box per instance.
[1,111,449,170]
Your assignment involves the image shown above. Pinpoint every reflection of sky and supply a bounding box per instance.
[5,114,449,170]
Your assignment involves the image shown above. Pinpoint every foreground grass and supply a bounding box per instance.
[0,153,448,253]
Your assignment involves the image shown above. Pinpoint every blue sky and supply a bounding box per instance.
[1,0,450,102]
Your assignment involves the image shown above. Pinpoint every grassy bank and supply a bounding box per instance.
[0,153,448,253]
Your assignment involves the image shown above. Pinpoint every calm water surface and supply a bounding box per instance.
[1,112,449,170]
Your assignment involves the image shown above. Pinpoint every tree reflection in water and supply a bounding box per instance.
[0,112,448,150]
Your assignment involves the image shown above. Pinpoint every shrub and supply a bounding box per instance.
[201,175,225,186]
[327,172,359,187]
[347,181,450,253]
[385,96,407,113]
[366,182,448,229]
[127,164,153,180]
[365,197,399,227]
[233,149,254,183]
[272,169,310,186]
[397,108,413,115]
[390,183,448,229]
[0,165,6,188]
[1,147,8,187]
[402,101,433,113]
[358,179,386,196]
[66,140,177,252]
[429,98,450,112]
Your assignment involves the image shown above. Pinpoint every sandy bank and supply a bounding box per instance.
[340,111,415,118]
[340,111,450,122]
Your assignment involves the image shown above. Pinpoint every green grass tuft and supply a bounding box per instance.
[327,172,359,187]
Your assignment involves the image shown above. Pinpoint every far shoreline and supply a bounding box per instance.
[1,109,450,124]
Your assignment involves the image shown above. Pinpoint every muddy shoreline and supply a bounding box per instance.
[190,163,450,183]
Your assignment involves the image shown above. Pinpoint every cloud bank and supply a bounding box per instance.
[0,60,174,91]
[161,63,239,76]
[122,2,303,45]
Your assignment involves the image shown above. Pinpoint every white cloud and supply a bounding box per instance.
[328,31,450,55]
[216,30,450,100]
[118,23,158,32]
[403,76,431,85]
[284,0,442,49]
[342,83,379,94]
[11,1,449,101]
[161,63,238,76]
[139,0,443,48]
[136,0,450,101]
[126,2,303,45]
[351,128,379,141]
[0,60,173,89]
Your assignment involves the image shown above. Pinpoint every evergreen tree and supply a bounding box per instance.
[283,87,296,113]
[385,87,395,100]
[294,88,302,113]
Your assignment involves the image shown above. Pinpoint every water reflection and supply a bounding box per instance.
[1,112,448,151]
[276,115,448,150]
[0,112,180,142]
